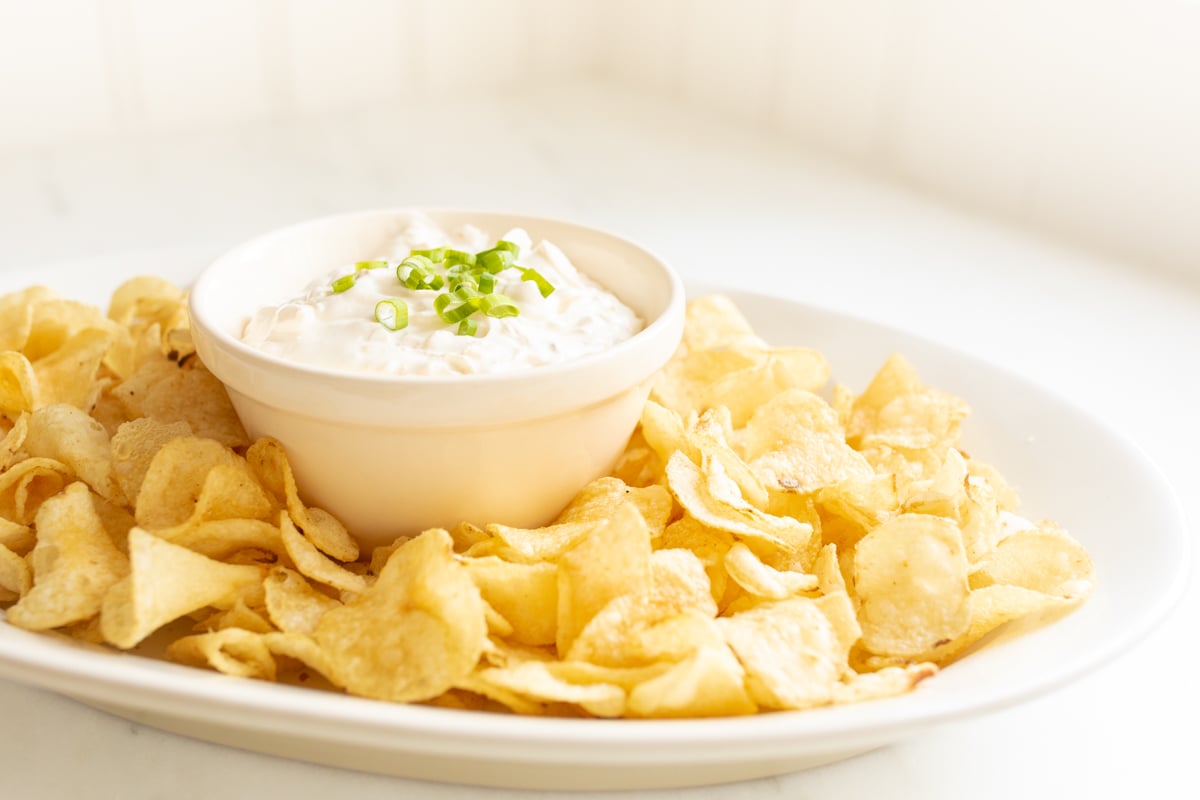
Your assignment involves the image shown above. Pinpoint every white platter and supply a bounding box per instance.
[0,259,1189,790]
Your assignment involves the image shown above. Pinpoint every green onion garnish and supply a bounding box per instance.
[374,298,409,331]
[409,247,446,262]
[493,240,521,255]
[479,293,519,318]
[443,249,476,267]
[331,274,356,293]
[520,267,555,297]
[456,317,478,336]
[356,260,388,271]
[477,272,497,294]
[477,249,515,274]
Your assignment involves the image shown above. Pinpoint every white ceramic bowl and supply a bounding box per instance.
[188,209,685,547]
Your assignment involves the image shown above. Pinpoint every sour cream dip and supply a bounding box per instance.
[241,216,644,376]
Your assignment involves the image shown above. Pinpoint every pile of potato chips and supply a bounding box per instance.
[0,281,1094,718]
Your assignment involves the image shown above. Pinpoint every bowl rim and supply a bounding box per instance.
[188,206,686,392]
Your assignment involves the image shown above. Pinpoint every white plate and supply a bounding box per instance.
[0,259,1189,790]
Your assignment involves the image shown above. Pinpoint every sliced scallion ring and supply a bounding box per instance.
[520,267,556,297]
[456,317,478,337]
[331,274,356,293]
[374,298,409,331]
[479,293,519,318]
[409,247,446,262]
[477,249,515,274]
[443,249,476,267]
[356,260,388,271]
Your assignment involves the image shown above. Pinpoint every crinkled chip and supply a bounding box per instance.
[23,403,124,504]
[110,418,192,506]
[5,483,129,631]
[465,556,558,647]
[314,529,487,703]
[100,527,264,649]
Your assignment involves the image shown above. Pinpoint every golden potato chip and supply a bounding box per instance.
[115,360,248,448]
[24,296,114,361]
[831,663,938,705]
[0,457,72,525]
[464,556,558,646]
[627,644,756,718]
[157,518,283,562]
[0,542,31,601]
[723,542,818,600]
[567,594,724,668]
[100,527,264,649]
[1,413,28,471]
[969,522,1094,599]
[136,438,271,534]
[314,529,487,703]
[167,628,276,680]
[244,438,356,561]
[719,597,848,710]
[659,515,734,608]
[666,451,813,554]
[0,351,38,419]
[853,514,971,657]
[648,548,718,615]
[23,403,123,504]
[0,286,55,352]
[557,502,653,655]
[817,472,899,533]
[466,661,626,717]
[199,597,274,634]
[0,517,35,555]
[110,418,192,505]
[678,294,765,354]
[5,483,129,631]
[107,276,186,329]
[742,390,873,496]
[262,566,340,635]
[554,477,673,534]
[32,328,112,410]
[280,513,367,594]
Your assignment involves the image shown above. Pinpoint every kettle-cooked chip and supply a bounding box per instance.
[854,514,971,657]
[314,529,487,703]
[5,482,129,631]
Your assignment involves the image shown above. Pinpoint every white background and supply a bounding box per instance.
[0,2,1197,798]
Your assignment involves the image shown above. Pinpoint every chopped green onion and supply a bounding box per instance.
[443,249,476,267]
[477,249,515,274]
[409,247,446,262]
[492,240,521,256]
[479,293,519,318]
[520,267,555,297]
[356,260,388,271]
[439,300,477,324]
[477,272,497,294]
[374,298,409,331]
[456,317,478,336]
[398,255,442,290]
[331,274,356,293]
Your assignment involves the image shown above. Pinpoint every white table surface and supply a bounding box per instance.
[1,82,1196,799]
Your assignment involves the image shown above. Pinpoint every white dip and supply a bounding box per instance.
[241,217,644,376]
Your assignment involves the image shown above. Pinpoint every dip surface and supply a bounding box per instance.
[241,216,644,376]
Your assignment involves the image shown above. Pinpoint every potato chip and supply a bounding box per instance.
[554,477,672,534]
[5,483,129,631]
[648,548,718,615]
[724,542,818,600]
[32,328,112,410]
[0,517,35,555]
[465,556,558,646]
[0,542,31,600]
[466,661,626,717]
[0,457,72,525]
[627,644,756,718]
[659,515,734,608]
[23,404,124,504]
[114,359,248,448]
[0,286,55,352]
[110,418,191,505]
[678,294,765,354]
[567,594,724,668]
[280,513,368,594]
[167,628,276,680]
[100,527,264,649]
[0,413,28,471]
[160,518,284,561]
[262,566,340,635]
[557,502,653,655]
[314,529,487,703]
[719,597,848,710]
[666,451,813,554]
[831,663,938,705]
[0,351,38,420]
[969,522,1094,599]
[853,514,971,657]
[198,597,274,634]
